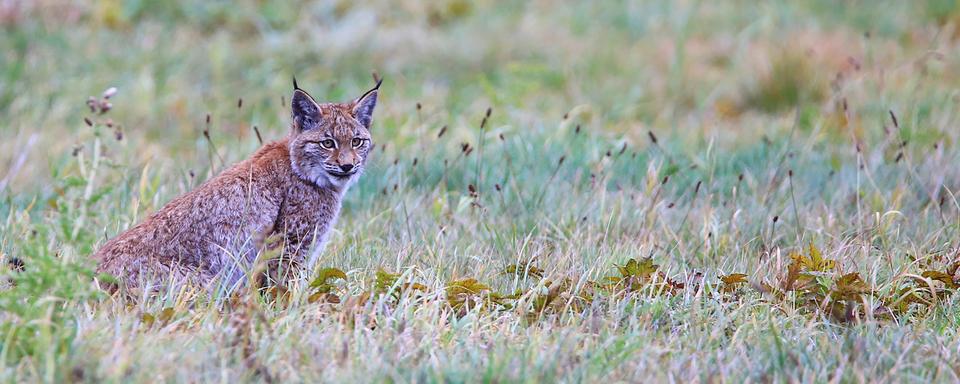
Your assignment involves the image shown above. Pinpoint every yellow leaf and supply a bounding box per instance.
[310,267,348,293]
[141,313,155,327]
[503,264,544,279]
[157,307,175,323]
[721,273,748,285]
[790,243,836,272]
[921,271,958,289]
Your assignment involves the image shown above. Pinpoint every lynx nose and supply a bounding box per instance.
[339,164,354,172]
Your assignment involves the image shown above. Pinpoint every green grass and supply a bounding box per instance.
[3,0,960,382]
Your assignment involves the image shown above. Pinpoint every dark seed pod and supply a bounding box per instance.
[253,126,263,145]
[7,257,25,272]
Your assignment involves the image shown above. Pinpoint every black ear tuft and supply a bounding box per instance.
[292,76,300,90]
[353,79,382,129]
[291,89,321,133]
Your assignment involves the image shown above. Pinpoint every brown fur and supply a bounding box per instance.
[94,80,380,294]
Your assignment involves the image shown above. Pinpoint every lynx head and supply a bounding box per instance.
[288,78,380,190]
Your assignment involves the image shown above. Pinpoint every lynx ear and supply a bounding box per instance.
[291,79,322,133]
[352,78,382,129]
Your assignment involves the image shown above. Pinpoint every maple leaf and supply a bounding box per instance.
[830,272,872,301]
[374,269,400,293]
[921,270,958,289]
[617,258,658,279]
[372,269,428,301]
[446,278,492,295]
[782,262,804,291]
[720,273,748,293]
[789,243,836,272]
[503,264,544,279]
[309,267,347,294]
[137,306,190,331]
[140,313,156,327]
[446,278,514,314]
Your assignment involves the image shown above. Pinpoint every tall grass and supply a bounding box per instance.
[2,0,960,382]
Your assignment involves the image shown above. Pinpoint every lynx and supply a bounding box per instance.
[94,78,380,294]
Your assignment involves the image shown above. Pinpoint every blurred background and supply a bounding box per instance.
[1,0,958,197]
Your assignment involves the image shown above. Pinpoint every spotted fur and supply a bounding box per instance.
[94,80,380,295]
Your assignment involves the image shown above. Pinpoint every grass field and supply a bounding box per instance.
[3,0,960,382]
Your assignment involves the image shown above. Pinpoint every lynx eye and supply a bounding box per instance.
[351,138,364,148]
[319,139,336,149]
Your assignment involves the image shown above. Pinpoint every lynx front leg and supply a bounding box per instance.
[217,249,253,295]
[305,224,335,276]
[215,223,275,296]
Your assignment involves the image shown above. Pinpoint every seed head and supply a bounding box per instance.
[102,87,118,99]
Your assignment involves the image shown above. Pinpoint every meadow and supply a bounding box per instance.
[2,0,960,382]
